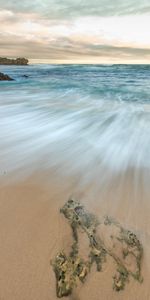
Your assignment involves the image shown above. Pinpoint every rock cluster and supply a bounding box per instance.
[0,57,28,65]
[0,72,14,81]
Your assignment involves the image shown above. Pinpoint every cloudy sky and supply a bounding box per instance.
[0,0,150,63]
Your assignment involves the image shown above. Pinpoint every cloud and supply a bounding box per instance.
[0,0,150,19]
[0,1,150,62]
[0,31,150,63]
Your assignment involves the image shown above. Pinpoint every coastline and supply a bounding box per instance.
[0,57,28,66]
[0,64,150,299]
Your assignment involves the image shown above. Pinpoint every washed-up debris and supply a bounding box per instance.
[51,199,143,297]
[51,251,89,298]
[103,215,143,289]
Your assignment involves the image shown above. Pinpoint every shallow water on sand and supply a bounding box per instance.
[0,65,150,223]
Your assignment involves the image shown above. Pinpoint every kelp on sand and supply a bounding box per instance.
[51,199,143,298]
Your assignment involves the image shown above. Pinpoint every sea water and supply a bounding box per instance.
[1,64,150,231]
[0,64,150,176]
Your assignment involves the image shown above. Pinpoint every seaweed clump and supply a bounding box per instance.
[51,199,143,297]
[51,251,88,298]
[103,216,143,290]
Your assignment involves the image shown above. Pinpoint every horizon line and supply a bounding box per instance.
[29,62,150,65]
[1,57,150,65]
[28,59,150,65]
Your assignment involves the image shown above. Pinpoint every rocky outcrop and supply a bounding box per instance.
[0,72,14,81]
[0,57,28,65]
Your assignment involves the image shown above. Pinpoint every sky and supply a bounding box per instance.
[0,0,150,63]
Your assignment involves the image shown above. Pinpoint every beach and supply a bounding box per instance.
[0,172,150,300]
[0,64,150,299]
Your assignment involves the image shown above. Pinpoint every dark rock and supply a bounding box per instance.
[0,57,28,65]
[22,75,29,78]
[0,72,14,81]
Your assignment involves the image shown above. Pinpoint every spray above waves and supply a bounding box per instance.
[0,94,150,182]
[0,63,150,187]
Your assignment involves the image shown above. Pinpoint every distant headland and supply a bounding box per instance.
[0,57,29,65]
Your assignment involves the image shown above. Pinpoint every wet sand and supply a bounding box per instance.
[0,174,150,300]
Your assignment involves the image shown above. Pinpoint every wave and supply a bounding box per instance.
[0,91,150,181]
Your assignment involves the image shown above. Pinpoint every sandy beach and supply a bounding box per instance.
[0,171,150,300]
[0,64,150,300]
[1,0,150,295]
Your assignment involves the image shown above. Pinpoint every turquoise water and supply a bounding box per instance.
[0,64,150,180]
